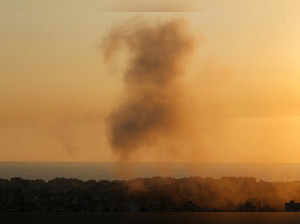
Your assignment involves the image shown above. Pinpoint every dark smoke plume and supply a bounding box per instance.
[103,20,195,159]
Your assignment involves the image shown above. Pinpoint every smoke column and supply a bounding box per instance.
[103,20,195,159]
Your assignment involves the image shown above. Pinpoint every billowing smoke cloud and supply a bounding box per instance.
[103,20,195,159]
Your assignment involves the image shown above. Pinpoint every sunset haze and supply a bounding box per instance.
[1,0,300,163]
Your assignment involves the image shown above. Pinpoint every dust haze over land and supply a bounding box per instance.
[103,20,197,160]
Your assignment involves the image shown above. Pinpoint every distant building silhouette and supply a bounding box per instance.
[285,201,300,211]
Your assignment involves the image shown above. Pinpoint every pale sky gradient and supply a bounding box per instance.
[1,0,300,162]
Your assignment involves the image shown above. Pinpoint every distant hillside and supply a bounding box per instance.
[0,177,300,212]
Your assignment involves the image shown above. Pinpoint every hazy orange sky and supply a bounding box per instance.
[1,0,300,162]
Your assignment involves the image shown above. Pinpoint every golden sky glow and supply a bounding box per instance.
[1,0,300,162]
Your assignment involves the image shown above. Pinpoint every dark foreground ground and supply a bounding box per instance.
[2,176,300,212]
[2,212,300,224]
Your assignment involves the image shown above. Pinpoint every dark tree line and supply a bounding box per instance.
[0,177,299,212]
